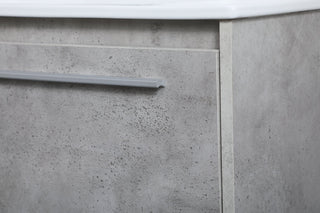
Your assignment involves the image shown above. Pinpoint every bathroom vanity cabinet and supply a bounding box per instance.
[0,1,319,213]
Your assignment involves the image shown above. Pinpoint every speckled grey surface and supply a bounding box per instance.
[232,11,320,213]
[0,18,219,49]
[0,44,220,212]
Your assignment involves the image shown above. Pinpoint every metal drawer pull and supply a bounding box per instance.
[0,70,166,88]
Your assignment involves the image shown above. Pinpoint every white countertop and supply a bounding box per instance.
[0,0,319,20]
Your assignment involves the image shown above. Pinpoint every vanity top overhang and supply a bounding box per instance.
[0,0,319,20]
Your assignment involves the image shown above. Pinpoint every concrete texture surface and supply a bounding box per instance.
[219,21,235,213]
[232,11,320,213]
[0,44,220,213]
[0,18,219,49]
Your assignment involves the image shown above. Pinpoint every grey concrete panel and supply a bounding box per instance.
[232,11,320,213]
[219,21,235,213]
[0,45,220,213]
[0,18,219,49]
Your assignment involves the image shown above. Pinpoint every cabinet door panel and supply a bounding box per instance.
[0,44,220,213]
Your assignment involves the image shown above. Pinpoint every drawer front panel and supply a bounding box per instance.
[0,44,220,213]
[0,18,219,49]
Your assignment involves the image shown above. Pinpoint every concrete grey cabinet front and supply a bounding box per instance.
[0,44,220,213]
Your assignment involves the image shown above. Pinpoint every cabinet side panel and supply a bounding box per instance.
[232,11,320,213]
[219,21,235,213]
